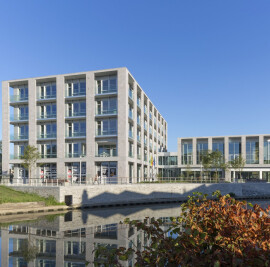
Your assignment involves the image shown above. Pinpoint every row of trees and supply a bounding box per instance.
[185,150,246,180]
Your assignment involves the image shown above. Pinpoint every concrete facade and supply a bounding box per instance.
[2,67,167,183]
[11,183,270,206]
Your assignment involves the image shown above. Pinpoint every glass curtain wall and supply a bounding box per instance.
[196,141,208,164]
[264,139,270,164]
[181,142,193,165]
[246,139,259,164]
[229,140,241,161]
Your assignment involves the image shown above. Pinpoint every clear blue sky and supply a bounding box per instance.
[0,0,269,151]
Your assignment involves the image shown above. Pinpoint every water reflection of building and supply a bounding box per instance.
[0,205,181,266]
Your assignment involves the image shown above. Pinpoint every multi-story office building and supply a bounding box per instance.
[2,67,167,183]
[177,134,270,180]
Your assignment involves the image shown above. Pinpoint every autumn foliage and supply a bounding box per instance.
[113,192,270,267]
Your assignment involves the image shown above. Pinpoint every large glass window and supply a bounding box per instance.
[39,143,57,158]
[264,139,270,164]
[18,106,29,120]
[67,102,86,117]
[182,142,193,165]
[66,121,86,137]
[39,123,56,138]
[229,140,241,161]
[96,98,117,115]
[18,125,29,139]
[66,142,86,158]
[38,83,56,99]
[96,76,117,94]
[96,119,117,136]
[197,141,208,164]
[38,104,56,119]
[97,145,117,157]
[66,79,86,97]
[246,139,259,164]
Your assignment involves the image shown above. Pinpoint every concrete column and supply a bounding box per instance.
[1,228,9,267]
[177,138,181,166]
[117,68,129,179]
[259,170,263,179]
[192,138,196,166]
[241,136,246,162]
[259,135,264,165]
[133,82,137,182]
[28,79,37,146]
[2,81,10,176]
[224,136,230,181]
[56,76,65,177]
[86,72,95,180]
[56,232,64,266]
[208,137,212,151]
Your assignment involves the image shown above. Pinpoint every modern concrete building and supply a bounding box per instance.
[2,67,167,183]
[177,134,270,180]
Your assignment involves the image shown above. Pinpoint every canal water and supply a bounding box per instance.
[0,200,269,267]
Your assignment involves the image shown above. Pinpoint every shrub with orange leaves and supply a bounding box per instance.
[113,191,270,267]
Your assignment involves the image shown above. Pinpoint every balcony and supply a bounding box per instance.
[65,111,86,118]
[144,140,147,146]
[137,98,141,108]
[65,89,86,98]
[137,136,141,143]
[129,151,134,158]
[65,153,86,158]
[96,87,117,96]
[144,155,147,162]
[96,109,117,116]
[40,153,57,159]
[37,112,57,120]
[10,154,23,160]
[129,111,133,120]
[129,131,134,139]
[10,95,28,103]
[37,133,57,139]
[10,134,29,141]
[10,114,29,122]
[96,129,117,137]
[37,93,56,101]
[96,150,117,157]
[137,154,141,160]
[128,88,134,100]
[66,132,86,138]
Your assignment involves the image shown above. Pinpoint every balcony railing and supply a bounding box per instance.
[65,89,86,97]
[144,140,147,146]
[96,151,117,157]
[37,133,57,139]
[10,134,29,141]
[129,131,133,139]
[137,136,141,143]
[129,88,133,99]
[144,155,147,161]
[10,95,29,102]
[65,153,86,158]
[37,93,56,100]
[37,112,57,119]
[65,111,86,118]
[96,129,117,136]
[129,152,134,158]
[96,109,117,116]
[96,87,117,95]
[40,154,57,159]
[66,132,86,138]
[10,154,23,160]
[10,114,29,121]
[137,154,141,160]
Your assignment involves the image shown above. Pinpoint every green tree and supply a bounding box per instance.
[229,155,246,180]
[210,150,229,180]
[201,150,212,179]
[185,164,193,180]
[21,145,40,182]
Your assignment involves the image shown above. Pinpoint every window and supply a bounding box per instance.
[96,76,117,94]
[39,143,57,158]
[67,121,86,137]
[197,141,208,164]
[18,106,29,120]
[66,142,86,157]
[246,139,259,164]
[39,123,56,138]
[39,104,56,119]
[97,145,117,157]
[38,83,56,99]
[96,98,117,115]
[182,142,192,165]
[264,139,270,164]
[96,118,117,136]
[18,125,28,139]
[67,102,86,117]
[229,140,241,161]
[66,79,86,97]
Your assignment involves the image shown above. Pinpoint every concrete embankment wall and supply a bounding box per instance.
[11,183,270,207]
